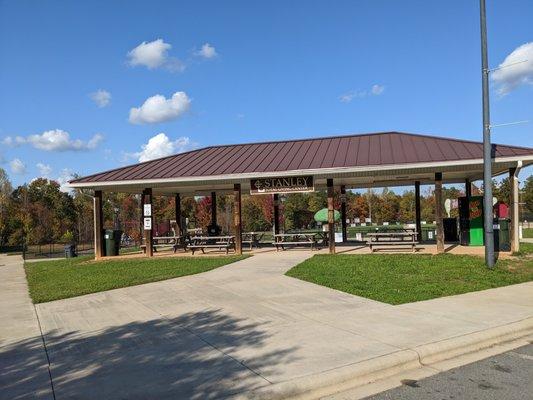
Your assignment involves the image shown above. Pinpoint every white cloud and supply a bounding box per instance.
[127,39,185,72]
[90,89,111,107]
[339,84,385,103]
[2,130,103,152]
[10,158,26,175]
[36,163,52,177]
[195,43,218,59]
[129,92,191,124]
[56,168,76,192]
[125,133,196,162]
[371,84,385,95]
[492,42,533,96]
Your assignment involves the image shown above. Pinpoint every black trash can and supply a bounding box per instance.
[104,229,122,256]
[443,218,459,242]
[64,244,77,258]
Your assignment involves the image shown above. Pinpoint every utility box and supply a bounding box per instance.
[493,202,509,219]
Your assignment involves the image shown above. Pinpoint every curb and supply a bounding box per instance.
[239,317,533,400]
[414,317,533,365]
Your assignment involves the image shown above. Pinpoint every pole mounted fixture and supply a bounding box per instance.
[480,0,495,268]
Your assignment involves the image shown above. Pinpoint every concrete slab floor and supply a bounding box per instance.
[1,251,532,399]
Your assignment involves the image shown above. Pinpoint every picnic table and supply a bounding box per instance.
[141,234,188,253]
[242,232,264,250]
[367,230,418,252]
[273,233,321,251]
[188,235,235,255]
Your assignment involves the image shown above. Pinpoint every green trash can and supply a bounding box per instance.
[104,229,122,256]
[494,218,510,252]
[421,227,436,242]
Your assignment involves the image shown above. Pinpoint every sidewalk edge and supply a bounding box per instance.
[240,317,533,400]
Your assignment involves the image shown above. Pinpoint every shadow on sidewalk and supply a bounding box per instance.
[1,309,298,399]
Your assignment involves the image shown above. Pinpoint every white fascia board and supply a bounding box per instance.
[68,156,531,190]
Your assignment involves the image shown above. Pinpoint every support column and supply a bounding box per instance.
[273,194,280,235]
[465,178,472,199]
[435,173,444,253]
[327,178,336,254]
[234,184,242,255]
[415,181,422,242]
[143,188,153,257]
[175,193,181,236]
[341,185,347,242]
[510,166,521,253]
[93,190,104,259]
[211,191,217,227]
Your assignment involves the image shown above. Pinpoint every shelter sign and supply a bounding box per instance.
[143,204,152,217]
[143,217,152,230]
[250,175,314,195]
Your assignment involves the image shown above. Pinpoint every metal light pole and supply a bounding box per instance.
[480,0,495,267]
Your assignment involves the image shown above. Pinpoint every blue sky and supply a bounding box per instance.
[1,0,532,188]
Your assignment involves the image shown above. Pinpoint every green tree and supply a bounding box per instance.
[0,168,13,245]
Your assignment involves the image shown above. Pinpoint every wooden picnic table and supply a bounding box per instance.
[242,232,264,250]
[141,234,188,253]
[188,235,235,255]
[367,231,418,252]
[273,233,321,251]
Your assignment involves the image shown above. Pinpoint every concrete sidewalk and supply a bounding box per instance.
[0,254,54,399]
[1,252,532,400]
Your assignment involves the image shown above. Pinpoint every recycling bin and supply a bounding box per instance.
[104,229,122,256]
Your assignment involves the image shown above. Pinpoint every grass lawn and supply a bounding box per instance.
[523,228,533,239]
[286,253,533,305]
[25,255,248,303]
[514,242,533,256]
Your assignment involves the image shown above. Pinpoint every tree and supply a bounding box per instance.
[347,194,368,221]
[398,191,415,223]
[283,193,313,230]
[0,168,13,245]
[492,178,511,205]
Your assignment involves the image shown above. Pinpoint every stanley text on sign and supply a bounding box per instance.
[250,176,314,195]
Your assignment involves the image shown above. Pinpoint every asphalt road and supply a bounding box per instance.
[364,344,533,400]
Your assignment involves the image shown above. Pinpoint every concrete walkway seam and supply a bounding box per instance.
[238,317,533,400]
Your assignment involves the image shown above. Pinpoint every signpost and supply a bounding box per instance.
[250,175,314,195]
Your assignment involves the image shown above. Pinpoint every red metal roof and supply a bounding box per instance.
[71,131,533,184]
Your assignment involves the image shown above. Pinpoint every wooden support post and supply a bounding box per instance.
[93,190,104,259]
[509,167,520,253]
[435,173,444,253]
[327,178,335,254]
[273,194,280,235]
[234,184,242,255]
[143,188,153,257]
[139,193,144,242]
[175,193,181,236]
[465,178,472,199]
[341,185,347,242]
[415,181,422,242]
[211,191,217,227]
